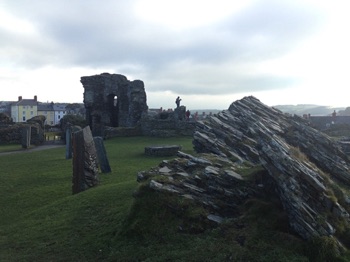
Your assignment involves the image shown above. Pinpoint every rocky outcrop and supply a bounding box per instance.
[139,96,350,245]
[137,151,262,220]
[193,96,350,240]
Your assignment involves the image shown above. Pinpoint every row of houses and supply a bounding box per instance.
[2,96,84,126]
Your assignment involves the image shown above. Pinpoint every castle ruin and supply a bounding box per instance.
[81,73,148,136]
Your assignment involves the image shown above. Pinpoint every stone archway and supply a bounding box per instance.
[107,94,119,127]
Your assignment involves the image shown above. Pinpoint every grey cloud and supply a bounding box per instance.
[145,67,300,96]
[3,0,324,95]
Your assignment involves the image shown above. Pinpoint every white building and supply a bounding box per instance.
[53,104,68,125]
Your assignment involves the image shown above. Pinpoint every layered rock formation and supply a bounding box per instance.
[139,96,350,245]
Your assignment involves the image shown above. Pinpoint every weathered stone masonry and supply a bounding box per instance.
[81,73,148,136]
[81,73,195,138]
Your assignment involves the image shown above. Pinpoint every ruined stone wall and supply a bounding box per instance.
[309,116,350,130]
[81,73,148,136]
[140,106,195,137]
[104,126,142,138]
[141,117,195,137]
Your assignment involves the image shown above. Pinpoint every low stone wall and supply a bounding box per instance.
[104,126,142,138]
[145,145,182,156]
[141,118,195,137]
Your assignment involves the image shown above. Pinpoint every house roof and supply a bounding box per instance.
[13,99,38,106]
[53,104,68,111]
[38,103,54,111]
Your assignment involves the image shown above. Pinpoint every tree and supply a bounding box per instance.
[0,113,12,124]
[60,114,86,130]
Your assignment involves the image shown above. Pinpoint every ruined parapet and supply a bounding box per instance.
[81,73,148,136]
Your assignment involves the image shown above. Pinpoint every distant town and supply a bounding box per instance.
[0,96,85,126]
[0,95,224,127]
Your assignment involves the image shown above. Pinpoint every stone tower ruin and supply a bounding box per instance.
[81,73,148,136]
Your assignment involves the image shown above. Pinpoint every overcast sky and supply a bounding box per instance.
[1,0,349,109]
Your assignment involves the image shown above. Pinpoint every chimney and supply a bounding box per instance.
[18,96,22,101]
[34,95,37,102]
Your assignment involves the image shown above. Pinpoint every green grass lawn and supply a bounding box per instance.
[0,136,196,261]
[0,144,23,153]
[0,136,348,261]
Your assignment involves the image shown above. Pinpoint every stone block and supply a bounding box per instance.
[144,145,181,156]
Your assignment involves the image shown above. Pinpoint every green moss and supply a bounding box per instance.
[305,236,344,262]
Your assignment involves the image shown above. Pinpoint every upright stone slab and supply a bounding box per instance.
[65,126,72,159]
[94,136,111,173]
[72,126,99,194]
[21,126,31,148]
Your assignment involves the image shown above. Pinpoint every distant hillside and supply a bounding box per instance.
[274,104,345,116]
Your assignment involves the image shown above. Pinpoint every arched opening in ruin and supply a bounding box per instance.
[107,94,119,127]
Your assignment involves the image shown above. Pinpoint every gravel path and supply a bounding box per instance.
[0,144,65,156]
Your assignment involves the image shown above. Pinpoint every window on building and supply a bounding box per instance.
[30,111,33,115]
[23,116,26,121]
[31,106,33,109]
[58,115,61,119]
[63,111,66,114]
